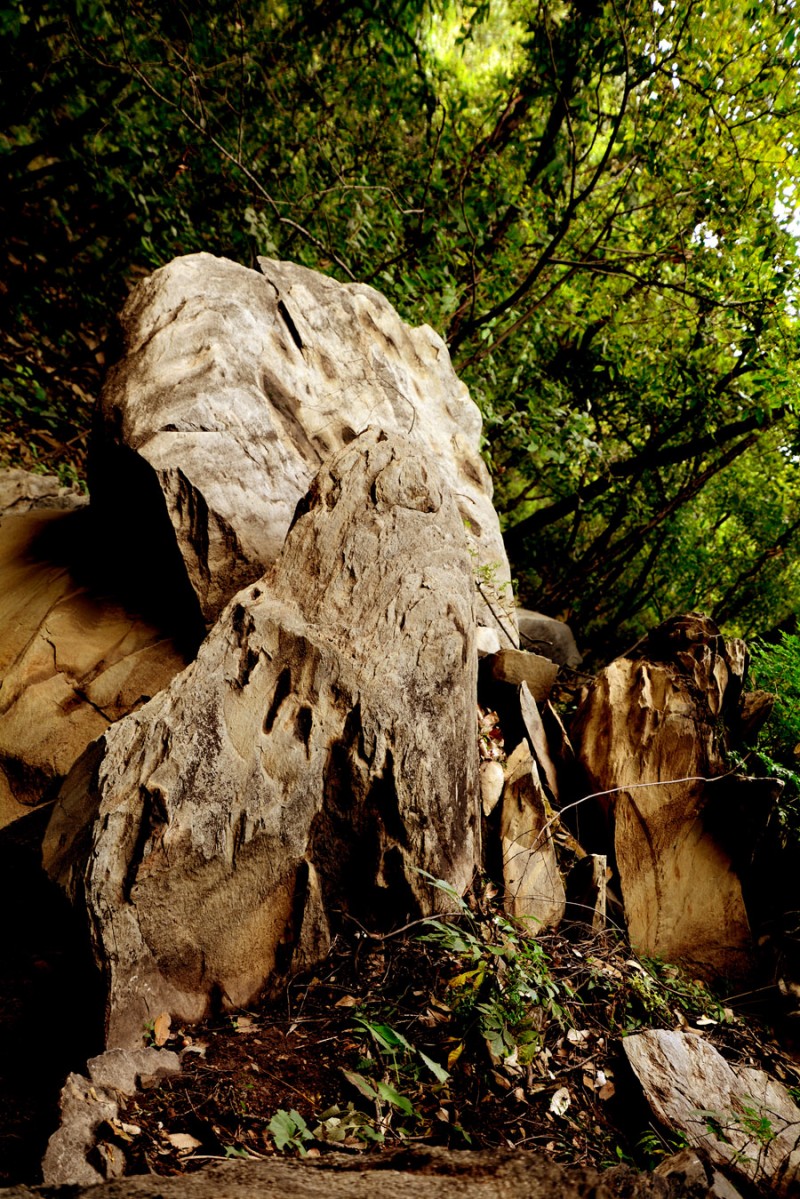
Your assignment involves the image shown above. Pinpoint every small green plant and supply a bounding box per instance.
[267,1108,314,1155]
[691,1100,782,1179]
[470,554,515,627]
[637,1127,690,1167]
[353,1017,449,1085]
[416,871,570,1064]
[224,1144,255,1159]
[313,1102,385,1146]
[738,1104,777,1148]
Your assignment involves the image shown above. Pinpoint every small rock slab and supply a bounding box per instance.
[625,1029,800,1196]
[489,650,559,699]
[500,742,565,929]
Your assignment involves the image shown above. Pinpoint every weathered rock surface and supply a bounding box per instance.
[516,609,582,668]
[572,615,765,977]
[44,432,481,1048]
[42,1048,181,1186]
[0,1145,709,1198]
[92,252,512,634]
[0,467,88,516]
[655,1149,745,1199]
[475,626,502,657]
[500,742,565,929]
[0,490,188,827]
[625,1029,800,1196]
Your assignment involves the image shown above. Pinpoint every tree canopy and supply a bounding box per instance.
[4,0,800,654]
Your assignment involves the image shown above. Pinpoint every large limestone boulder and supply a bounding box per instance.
[0,476,188,828]
[572,614,764,978]
[91,252,513,634]
[44,432,481,1048]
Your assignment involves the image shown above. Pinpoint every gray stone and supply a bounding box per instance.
[87,1047,181,1096]
[516,610,581,668]
[92,253,511,632]
[41,1071,118,1186]
[42,1049,181,1186]
[44,432,481,1048]
[625,1029,800,1197]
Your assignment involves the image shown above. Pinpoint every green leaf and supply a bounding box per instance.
[418,1050,450,1083]
[340,1069,379,1100]
[374,1080,416,1117]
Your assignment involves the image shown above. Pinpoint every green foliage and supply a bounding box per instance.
[5,0,800,640]
[267,1108,313,1155]
[636,1127,690,1169]
[750,633,800,762]
[577,951,729,1036]
[745,633,800,844]
[416,871,571,1063]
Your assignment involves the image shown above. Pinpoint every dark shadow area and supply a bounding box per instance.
[0,806,105,1186]
[28,442,206,658]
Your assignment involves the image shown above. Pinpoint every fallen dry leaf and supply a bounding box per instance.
[567,1028,590,1045]
[334,995,358,1008]
[165,1132,202,1154]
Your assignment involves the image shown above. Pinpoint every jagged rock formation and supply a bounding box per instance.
[500,741,565,928]
[91,253,513,635]
[43,432,481,1048]
[42,1048,181,1186]
[571,614,773,978]
[0,479,188,827]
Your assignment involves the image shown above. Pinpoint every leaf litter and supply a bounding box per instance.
[113,898,800,1182]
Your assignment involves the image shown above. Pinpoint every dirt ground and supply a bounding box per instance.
[110,921,800,1188]
[2,807,799,1192]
